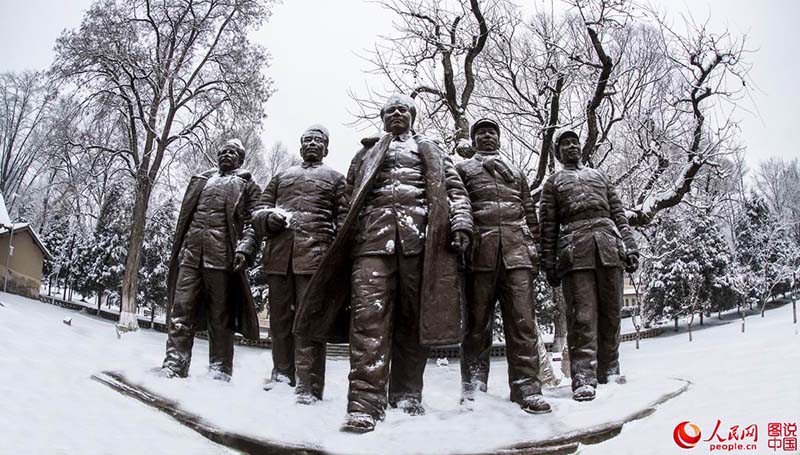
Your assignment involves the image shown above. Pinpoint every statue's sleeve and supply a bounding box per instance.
[520,173,540,245]
[260,174,279,210]
[332,172,348,233]
[444,152,474,236]
[606,175,639,257]
[539,176,559,273]
[253,174,279,238]
[236,178,261,263]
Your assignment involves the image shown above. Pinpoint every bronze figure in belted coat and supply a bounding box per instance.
[457,118,551,414]
[293,94,473,433]
[254,125,347,404]
[539,129,639,401]
[161,139,261,381]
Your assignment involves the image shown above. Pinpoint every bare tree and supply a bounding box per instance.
[52,0,274,331]
[351,0,496,155]
[0,71,57,204]
[476,10,574,188]
[623,10,750,225]
[755,158,800,241]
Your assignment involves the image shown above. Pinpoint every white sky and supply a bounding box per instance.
[0,0,797,175]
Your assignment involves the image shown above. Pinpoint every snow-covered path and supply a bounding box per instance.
[0,292,797,454]
[0,293,235,454]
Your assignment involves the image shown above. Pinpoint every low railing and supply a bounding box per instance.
[39,293,664,359]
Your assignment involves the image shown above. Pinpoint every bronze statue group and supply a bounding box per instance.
[156,94,639,434]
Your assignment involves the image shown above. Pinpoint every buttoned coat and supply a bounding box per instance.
[456,153,539,272]
[166,168,261,340]
[259,163,347,275]
[293,133,474,346]
[539,166,638,278]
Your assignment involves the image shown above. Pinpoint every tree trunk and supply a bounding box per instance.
[739,302,745,333]
[688,313,694,342]
[718,309,722,319]
[118,174,153,332]
[674,316,678,332]
[96,291,102,316]
[38,167,59,233]
[699,312,704,326]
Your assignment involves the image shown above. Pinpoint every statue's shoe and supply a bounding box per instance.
[295,391,320,405]
[340,412,377,434]
[262,373,294,391]
[392,398,426,416]
[606,374,627,385]
[572,385,596,402]
[518,394,552,414]
[152,366,184,379]
[208,369,231,382]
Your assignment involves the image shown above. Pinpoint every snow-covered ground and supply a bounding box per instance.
[1,291,797,454]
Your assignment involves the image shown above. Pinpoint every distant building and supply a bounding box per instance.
[622,274,641,310]
[0,223,52,299]
[0,194,53,299]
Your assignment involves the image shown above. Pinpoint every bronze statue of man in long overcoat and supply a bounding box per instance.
[539,129,639,401]
[457,118,551,414]
[254,125,347,404]
[293,95,473,433]
[161,139,261,381]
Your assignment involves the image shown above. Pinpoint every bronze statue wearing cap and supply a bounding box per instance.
[456,118,551,414]
[253,125,347,404]
[539,129,639,401]
[160,138,261,381]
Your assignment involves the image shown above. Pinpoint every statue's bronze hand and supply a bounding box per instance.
[267,212,288,232]
[624,254,639,273]
[450,230,471,254]
[233,253,247,272]
[546,271,560,288]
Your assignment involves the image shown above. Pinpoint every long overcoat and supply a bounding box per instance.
[165,168,261,340]
[293,133,473,346]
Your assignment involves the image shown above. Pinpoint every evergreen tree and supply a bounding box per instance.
[138,198,176,324]
[734,194,798,311]
[73,183,132,305]
[40,211,71,293]
[643,209,737,326]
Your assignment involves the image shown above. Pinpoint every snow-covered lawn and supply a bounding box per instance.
[1,291,797,454]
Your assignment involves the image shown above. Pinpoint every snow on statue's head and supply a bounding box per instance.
[221,138,246,162]
[301,124,330,145]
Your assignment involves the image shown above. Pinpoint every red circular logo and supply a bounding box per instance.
[673,421,702,449]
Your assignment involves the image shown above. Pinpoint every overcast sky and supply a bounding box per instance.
[0,0,797,175]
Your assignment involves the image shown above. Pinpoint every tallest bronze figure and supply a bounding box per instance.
[539,129,639,402]
[294,94,473,433]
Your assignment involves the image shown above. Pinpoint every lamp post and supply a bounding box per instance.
[3,222,15,293]
[2,193,18,294]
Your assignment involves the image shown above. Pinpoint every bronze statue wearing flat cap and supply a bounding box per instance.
[539,130,639,401]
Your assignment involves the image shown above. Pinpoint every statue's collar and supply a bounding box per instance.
[392,132,412,142]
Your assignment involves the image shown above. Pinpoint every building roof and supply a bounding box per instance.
[0,223,54,261]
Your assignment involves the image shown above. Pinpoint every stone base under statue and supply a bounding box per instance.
[92,358,689,454]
